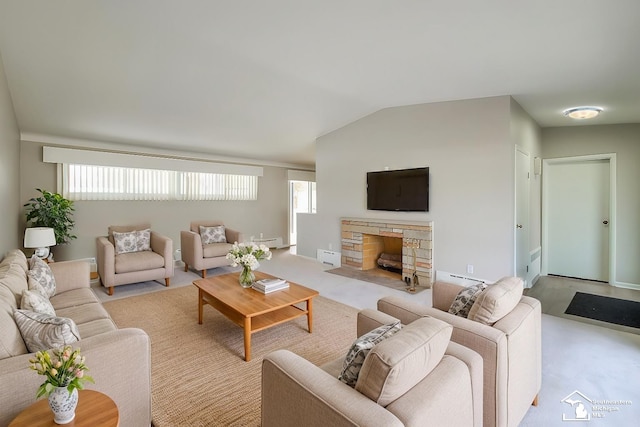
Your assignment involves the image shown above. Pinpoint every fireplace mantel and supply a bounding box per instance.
[340,218,433,287]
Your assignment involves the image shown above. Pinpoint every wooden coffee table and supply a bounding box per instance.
[193,271,319,361]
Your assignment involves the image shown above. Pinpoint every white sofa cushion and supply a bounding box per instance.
[467,276,523,325]
[356,317,452,406]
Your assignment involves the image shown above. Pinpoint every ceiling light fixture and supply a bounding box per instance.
[562,106,603,120]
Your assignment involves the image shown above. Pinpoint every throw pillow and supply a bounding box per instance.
[467,276,524,325]
[136,228,152,252]
[13,309,81,353]
[28,255,56,298]
[338,321,402,387]
[200,225,227,244]
[448,282,487,318]
[113,230,139,255]
[20,289,56,316]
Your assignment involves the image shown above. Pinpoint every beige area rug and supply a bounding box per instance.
[103,285,358,426]
[326,266,429,294]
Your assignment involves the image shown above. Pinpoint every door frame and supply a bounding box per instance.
[514,146,530,286]
[541,153,617,285]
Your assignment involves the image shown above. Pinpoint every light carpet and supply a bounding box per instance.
[102,285,358,426]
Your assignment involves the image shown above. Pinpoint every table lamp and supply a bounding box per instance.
[24,227,56,259]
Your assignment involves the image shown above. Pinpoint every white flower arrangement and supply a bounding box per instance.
[226,242,272,270]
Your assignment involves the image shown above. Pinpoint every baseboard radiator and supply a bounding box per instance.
[317,249,341,267]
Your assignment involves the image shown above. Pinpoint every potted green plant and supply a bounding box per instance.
[24,188,77,245]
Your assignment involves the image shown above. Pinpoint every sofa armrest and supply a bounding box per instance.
[225,228,243,244]
[356,309,400,337]
[96,236,115,288]
[49,260,90,294]
[445,342,484,427]
[150,231,173,276]
[262,350,403,427]
[0,328,151,427]
[180,230,203,266]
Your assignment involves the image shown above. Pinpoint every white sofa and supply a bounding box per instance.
[0,249,152,426]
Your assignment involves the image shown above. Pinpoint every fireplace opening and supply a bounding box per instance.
[360,235,402,276]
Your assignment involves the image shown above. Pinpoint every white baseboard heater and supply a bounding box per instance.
[436,270,487,286]
[317,249,341,267]
[251,237,284,248]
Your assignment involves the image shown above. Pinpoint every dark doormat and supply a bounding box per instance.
[565,292,640,329]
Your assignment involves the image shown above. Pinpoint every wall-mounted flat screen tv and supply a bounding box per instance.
[367,167,429,212]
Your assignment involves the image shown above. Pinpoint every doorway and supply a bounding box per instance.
[542,154,616,284]
[289,180,316,246]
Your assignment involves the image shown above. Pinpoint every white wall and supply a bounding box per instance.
[19,140,291,261]
[542,124,640,286]
[0,50,21,254]
[300,96,523,281]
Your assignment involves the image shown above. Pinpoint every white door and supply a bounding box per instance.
[546,159,610,281]
[515,148,530,284]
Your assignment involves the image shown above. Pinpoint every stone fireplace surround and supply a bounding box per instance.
[341,218,433,287]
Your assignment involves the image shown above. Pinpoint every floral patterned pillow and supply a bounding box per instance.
[113,229,152,255]
[338,321,402,387]
[136,228,151,252]
[28,255,57,298]
[13,309,80,353]
[21,289,56,316]
[199,225,227,245]
[448,282,487,318]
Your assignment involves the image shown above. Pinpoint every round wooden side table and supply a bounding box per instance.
[9,389,119,427]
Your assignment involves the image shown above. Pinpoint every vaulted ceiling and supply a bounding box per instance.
[0,1,638,168]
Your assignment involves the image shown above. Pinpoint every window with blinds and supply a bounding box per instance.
[63,164,258,201]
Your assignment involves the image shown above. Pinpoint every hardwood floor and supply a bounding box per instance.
[524,275,640,335]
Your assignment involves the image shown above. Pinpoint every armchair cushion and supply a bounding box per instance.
[356,317,452,406]
[448,282,487,318]
[203,243,234,258]
[115,250,166,274]
[200,225,227,244]
[27,256,56,298]
[13,309,80,352]
[467,277,523,325]
[339,321,401,387]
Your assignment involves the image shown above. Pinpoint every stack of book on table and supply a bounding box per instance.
[252,278,289,294]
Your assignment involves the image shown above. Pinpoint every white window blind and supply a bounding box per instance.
[64,164,258,201]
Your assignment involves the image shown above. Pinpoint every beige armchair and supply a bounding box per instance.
[262,309,483,427]
[96,223,174,295]
[378,278,541,427]
[180,220,243,278]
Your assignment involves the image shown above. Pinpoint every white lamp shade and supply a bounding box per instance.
[24,227,56,258]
